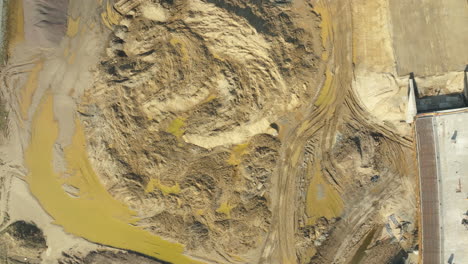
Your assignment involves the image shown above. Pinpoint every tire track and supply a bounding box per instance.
[260,0,413,263]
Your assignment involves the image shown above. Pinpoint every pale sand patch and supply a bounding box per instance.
[353,71,408,133]
[140,2,167,22]
[19,60,43,120]
[351,0,411,136]
[183,117,276,149]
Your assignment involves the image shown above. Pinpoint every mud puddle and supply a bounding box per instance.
[24,93,201,264]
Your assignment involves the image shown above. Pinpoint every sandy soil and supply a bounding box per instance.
[0,0,462,263]
[389,0,468,76]
[351,0,467,136]
[0,0,109,262]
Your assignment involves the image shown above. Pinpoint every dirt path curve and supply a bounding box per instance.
[259,0,413,263]
[259,1,351,263]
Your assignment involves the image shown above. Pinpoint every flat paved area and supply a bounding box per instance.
[433,111,468,263]
[389,0,468,76]
[415,117,441,264]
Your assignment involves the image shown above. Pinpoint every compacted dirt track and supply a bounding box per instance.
[261,1,414,263]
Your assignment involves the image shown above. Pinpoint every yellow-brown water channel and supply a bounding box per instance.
[25,94,201,264]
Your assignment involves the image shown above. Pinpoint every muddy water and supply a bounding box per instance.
[306,162,343,225]
[349,227,377,264]
[25,94,201,264]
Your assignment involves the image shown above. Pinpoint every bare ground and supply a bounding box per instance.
[0,0,442,263]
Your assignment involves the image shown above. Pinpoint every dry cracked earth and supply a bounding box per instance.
[0,0,466,263]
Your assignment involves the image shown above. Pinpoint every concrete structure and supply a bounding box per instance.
[406,77,417,123]
[435,110,468,263]
[416,109,468,264]
[464,68,468,103]
[410,67,468,115]
[416,94,465,113]
[413,67,468,263]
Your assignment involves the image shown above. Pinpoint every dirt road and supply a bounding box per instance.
[260,0,414,263]
[259,1,352,262]
[0,0,418,263]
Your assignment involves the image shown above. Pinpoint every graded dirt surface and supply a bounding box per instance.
[389,0,468,76]
[1,0,465,263]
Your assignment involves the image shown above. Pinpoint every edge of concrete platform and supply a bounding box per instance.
[431,116,443,264]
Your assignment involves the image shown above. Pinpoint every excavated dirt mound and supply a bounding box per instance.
[79,0,323,260]
[0,221,47,263]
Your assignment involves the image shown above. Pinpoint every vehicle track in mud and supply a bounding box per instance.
[260,0,413,263]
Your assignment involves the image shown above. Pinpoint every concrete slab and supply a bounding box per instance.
[389,0,468,76]
[433,111,468,263]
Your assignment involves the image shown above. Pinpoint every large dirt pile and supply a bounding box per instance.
[0,221,47,263]
[79,0,323,261]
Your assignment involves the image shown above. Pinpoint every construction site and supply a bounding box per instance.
[413,69,468,264]
[0,0,466,263]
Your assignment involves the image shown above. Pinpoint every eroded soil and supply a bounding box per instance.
[0,0,434,263]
